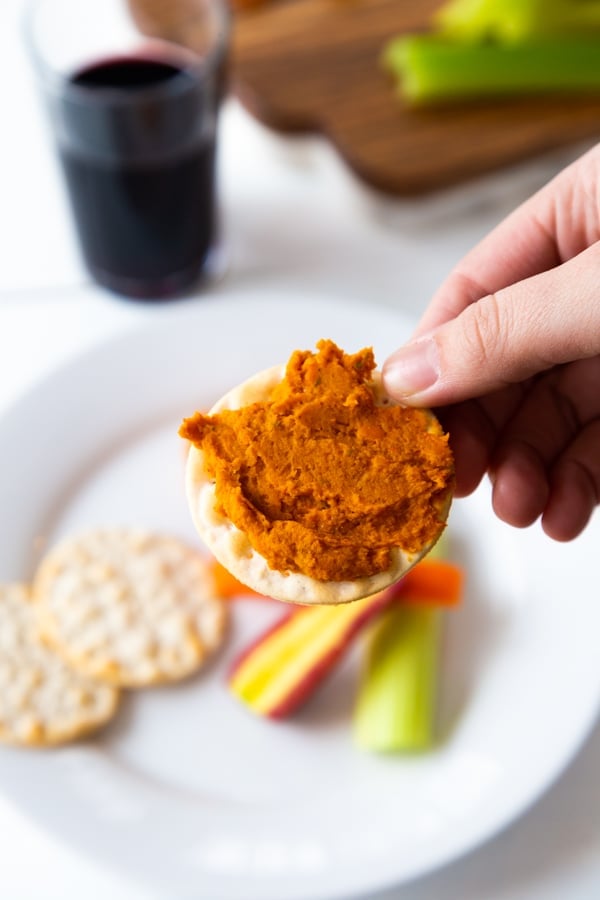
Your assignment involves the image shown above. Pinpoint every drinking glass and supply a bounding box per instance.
[25,0,229,299]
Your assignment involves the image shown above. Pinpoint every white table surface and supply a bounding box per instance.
[1,1,599,898]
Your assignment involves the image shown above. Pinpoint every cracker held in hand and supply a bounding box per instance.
[180,340,454,605]
[33,529,227,687]
[0,583,118,747]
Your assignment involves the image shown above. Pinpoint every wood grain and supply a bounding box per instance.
[232,0,600,195]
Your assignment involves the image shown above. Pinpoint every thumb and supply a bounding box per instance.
[382,245,600,406]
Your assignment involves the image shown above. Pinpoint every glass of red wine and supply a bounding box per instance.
[25,0,229,300]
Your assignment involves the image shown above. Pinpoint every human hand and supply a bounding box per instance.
[382,145,600,541]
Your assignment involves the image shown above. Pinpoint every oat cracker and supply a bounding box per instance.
[33,528,227,687]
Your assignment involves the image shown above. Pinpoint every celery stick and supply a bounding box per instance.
[434,0,507,42]
[353,604,441,752]
[380,35,409,75]
[434,0,600,44]
[352,533,451,752]
[383,36,600,105]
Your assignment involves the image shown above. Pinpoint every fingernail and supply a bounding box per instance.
[382,338,440,399]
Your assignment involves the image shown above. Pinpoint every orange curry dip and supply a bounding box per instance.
[180,341,454,582]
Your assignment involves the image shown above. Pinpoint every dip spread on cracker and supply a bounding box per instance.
[181,340,454,603]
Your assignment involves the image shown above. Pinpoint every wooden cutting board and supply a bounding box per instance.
[232,0,600,195]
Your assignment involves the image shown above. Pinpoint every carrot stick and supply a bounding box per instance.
[398,559,464,607]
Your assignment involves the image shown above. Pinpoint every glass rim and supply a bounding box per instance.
[22,0,230,103]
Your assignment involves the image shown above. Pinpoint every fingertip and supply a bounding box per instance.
[542,460,596,541]
[491,442,549,528]
[382,339,440,405]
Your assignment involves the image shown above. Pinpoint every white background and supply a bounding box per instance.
[0,0,598,897]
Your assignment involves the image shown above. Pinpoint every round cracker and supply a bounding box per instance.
[33,528,227,687]
[0,583,119,747]
[185,365,452,605]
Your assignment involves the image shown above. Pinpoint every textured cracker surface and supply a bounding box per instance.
[0,583,118,747]
[33,529,227,687]
[185,366,451,605]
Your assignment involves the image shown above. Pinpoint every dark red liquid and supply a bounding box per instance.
[72,57,182,89]
[59,57,218,299]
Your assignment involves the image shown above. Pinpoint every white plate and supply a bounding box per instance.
[0,294,598,900]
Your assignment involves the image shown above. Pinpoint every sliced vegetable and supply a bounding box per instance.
[352,536,464,753]
[383,35,600,105]
[434,0,600,45]
[227,550,464,719]
[400,557,463,607]
[228,588,396,718]
[353,604,442,752]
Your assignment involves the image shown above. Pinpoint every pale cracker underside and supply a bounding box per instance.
[185,365,452,605]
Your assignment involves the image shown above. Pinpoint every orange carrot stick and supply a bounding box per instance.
[398,559,464,607]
